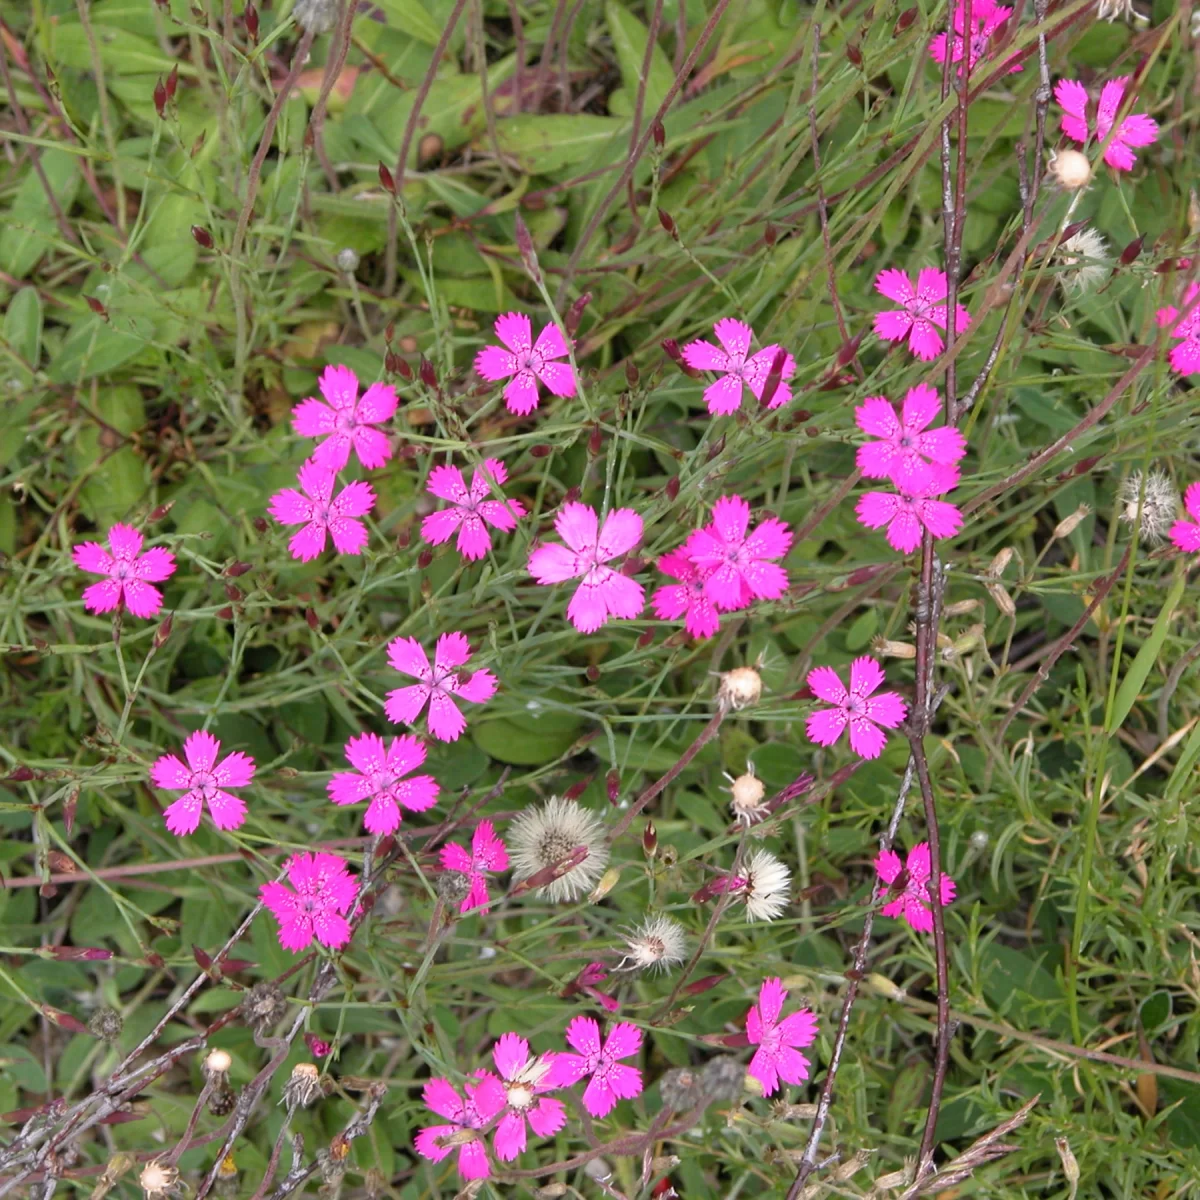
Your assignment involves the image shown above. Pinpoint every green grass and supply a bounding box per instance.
[3,0,1200,1196]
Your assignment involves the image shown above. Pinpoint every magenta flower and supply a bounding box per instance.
[1170,482,1200,554]
[873,268,971,361]
[875,841,956,933]
[327,732,438,836]
[384,632,497,742]
[556,1016,643,1118]
[929,0,1020,77]
[856,474,963,554]
[474,312,575,416]
[490,1033,568,1162]
[414,1074,506,1181]
[528,502,644,633]
[680,318,796,415]
[72,524,176,618]
[421,458,526,561]
[651,550,720,639]
[805,657,907,760]
[1055,76,1159,172]
[440,819,509,913]
[267,459,375,562]
[291,364,397,471]
[855,383,967,492]
[150,731,255,836]
[745,977,819,1098]
[1156,282,1200,375]
[260,851,357,952]
[683,495,792,612]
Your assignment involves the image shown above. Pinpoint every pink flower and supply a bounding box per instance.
[327,732,439,836]
[267,459,375,562]
[304,1034,333,1058]
[421,458,526,561]
[72,523,176,618]
[855,383,967,492]
[290,364,398,471]
[528,502,644,633]
[855,474,963,554]
[260,851,357,952]
[440,820,509,913]
[384,631,497,742]
[474,312,575,416]
[683,495,792,611]
[873,268,971,361]
[929,0,1020,77]
[414,1074,506,1181]
[1055,76,1159,172]
[489,1033,568,1161]
[875,841,956,933]
[556,1016,643,1118]
[651,550,720,639]
[1156,282,1200,375]
[680,318,796,415]
[1170,482,1200,554]
[805,657,907,760]
[745,977,819,1098]
[151,731,255,835]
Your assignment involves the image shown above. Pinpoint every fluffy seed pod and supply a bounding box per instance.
[728,767,768,827]
[1048,148,1092,190]
[717,667,762,711]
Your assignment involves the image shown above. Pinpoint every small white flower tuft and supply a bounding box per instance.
[617,915,689,973]
[728,765,768,828]
[1120,469,1179,544]
[742,849,791,922]
[1057,228,1110,295]
[509,796,610,903]
[1047,148,1092,191]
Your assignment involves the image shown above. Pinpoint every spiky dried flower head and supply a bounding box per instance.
[88,1007,123,1043]
[243,981,287,1032]
[291,0,339,33]
[659,1065,702,1110]
[742,849,791,922]
[717,666,762,711]
[617,915,688,973]
[728,765,768,827]
[700,1055,747,1103]
[283,1062,323,1111]
[1120,469,1179,543]
[436,869,472,905]
[1047,148,1092,190]
[1057,228,1110,294]
[138,1162,182,1200]
[509,796,610,903]
[1096,0,1138,20]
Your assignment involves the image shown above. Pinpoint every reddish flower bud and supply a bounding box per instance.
[7,765,35,783]
[397,528,411,549]
[564,486,581,504]
[305,608,319,631]
[245,2,259,41]
[384,350,402,375]
[419,357,437,389]
[683,973,726,995]
[605,770,621,804]
[63,787,78,835]
[662,338,698,377]
[165,65,178,100]
[846,41,863,66]
[148,500,175,522]
[642,820,657,857]
[565,292,592,336]
[764,222,778,247]
[154,614,173,649]
[706,433,726,461]
[215,606,233,620]
[417,548,433,569]
[514,213,540,279]
[894,6,918,31]
[1119,234,1145,266]
[224,583,242,602]
[758,347,789,408]
[665,474,680,501]
[224,560,251,577]
[636,627,655,648]
[396,356,413,380]
[48,945,113,962]
[836,329,865,366]
[191,225,214,249]
[378,162,396,194]
[42,1007,88,1034]
[586,664,600,682]
[385,321,395,343]
[651,120,665,149]
[624,359,639,387]
[253,516,268,533]
[153,76,167,119]
[657,207,678,239]
[530,443,553,458]
[85,295,108,319]
[588,424,602,456]
[563,775,593,801]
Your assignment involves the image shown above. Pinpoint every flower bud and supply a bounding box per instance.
[942,598,979,617]
[651,120,665,149]
[378,162,396,194]
[642,820,657,857]
[870,636,916,660]
[153,76,167,119]
[986,547,1014,578]
[283,1062,323,1111]
[418,357,437,389]
[718,666,762,711]
[1048,148,1091,190]
[985,582,1016,617]
[606,768,620,805]
[1055,1137,1080,1191]
[657,207,678,239]
[244,3,259,40]
[625,359,639,388]
[1053,503,1090,539]
[565,291,592,336]
[336,247,360,273]
[203,1048,233,1080]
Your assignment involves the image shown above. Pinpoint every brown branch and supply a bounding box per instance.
[307,0,356,191]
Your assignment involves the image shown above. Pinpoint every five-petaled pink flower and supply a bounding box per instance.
[528,502,644,633]
[680,318,796,415]
[151,731,255,835]
[805,657,907,760]
[490,1033,568,1161]
[856,472,963,553]
[557,1017,643,1118]
[1155,282,1200,375]
[474,312,576,416]
[291,364,398,471]
[421,458,526,561]
[1055,76,1159,173]
[855,384,967,493]
[875,841,956,933]
[327,732,439,836]
[260,851,357,952]
[929,0,1020,77]
[440,820,509,913]
[73,524,176,618]
[385,632,497,742]
[873,268,971,361]
[651,550,720,639]
[1170,482,1200,554]
[683,495,792,612]
[745,977,819,1097]
[414,1074,506,1181]
[267,459,375,562]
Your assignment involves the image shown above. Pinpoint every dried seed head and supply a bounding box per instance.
[870,636,917,660]
[1056,228,1110,295]
[942,598,979,617]
[1055,1136,1080,1192]
[617,915,688,973]
[985,582,1016,618]
[291,0,339,33]
[508,796,610,903]
[1053,504,1090,539]
[718,666,762,711]
[335,248,360,273]
[436,870,472,905]
[1048,148,1092,190]
[284,1062,323,1111]
[214,1155,238,1199]
[203,1049,233,1080]
[969,829,989,851]
[243,981,288,1032]
[138,1161,181,1200]
[728,767,768,827]
[1119,469,1179,543]
[88,1008,123,1043]
[700,1054,746,1103]
[659,1066,702,1110]
[1096,0,1137,19]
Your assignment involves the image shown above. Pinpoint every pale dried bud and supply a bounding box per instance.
[942,598,979,617]
[729,768,768,827]
[832,1149,871,1181]
[203,1048,233,1079]
[88,1007,123,1043]
[243,980,287,1032]
[588,866,621,903]
[436,870,472,904]
[986,547,1014,578]
[1055,1136,1080,1200]
[139,1161,181,1200]
[874,1160,914,1190]
[952,624,985,656]
[718,667,762,711]
[865,972,906,1001]
[284,1062,323,1111]
[1053,504,1090,539]
[985,582,1016,617]
[1048,148,1091,190]
[970,829,989,850]
[870,636,916,660]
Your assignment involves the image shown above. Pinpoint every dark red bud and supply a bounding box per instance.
[419,357,437,389]
[417,548,433,569]
[514,214,539,277]
[396,357,413,380]
[253,516,269,533]
[661,338,682,362]
[191,225,214,249]
[588,424,602,455]
[636,627,655,648]
[224,584,241,602]
[144,951,166,969]
[894,6,918,31]
[657,207,677,239]
[85,295,107,319]
[43,1007,89,1034]
[385,350,402,374]
[385,322,395,343]
[1119,234,1145,266]
[7,765,35,783]
[652,120,665,149]
[564,775,593,801]
[48,946,112,962]
[759,347,789,409]
[706,433,726,461]
[764,222,778,247]
[153,76,167,119]
[563,486,581,504]
[153,614,173,649]
[586,664,600,682]
[606,769,620,805]
[215,606,233,620]
[565,292,592,337]
[305,608,319,631]
[225,561,251,577]
[63,788,78,835]
[642,820,657,856]
[165,65,178,100]
[244,2,259,41]
[624,359,639,387]
[530,443,553,458]
[836,329,865,366]
[683,973,726,995]
[665,474,680,501]
[378,162,396,194]
[846,41,863,66]
[396,528,411,549]
[148,501,174,521]
[1057,454,1102,480]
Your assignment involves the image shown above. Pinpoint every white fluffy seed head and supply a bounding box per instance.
[204,1048,232,1078]
[139,1162,180,1199]
[1057,228,1110,295]
[742,849,791,922]
[1048,148,1092,191]
[1120,469,1179,543]
[509,796,610,903]
[729,769,768,827]
[292,0,340,34]
[618,915,689,973]
[718,667,763,711]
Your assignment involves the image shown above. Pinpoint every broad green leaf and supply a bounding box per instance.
[471,717,579,765]
[49,317,148,383]
[1107,572,1186,734]
[48,21,174,74]
[373,0,444,46]
[487,115,624,175]
[3,287,43,368]
[0,149,81,278]
[605,0,674,119]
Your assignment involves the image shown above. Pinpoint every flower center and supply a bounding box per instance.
[318,506,331,522]
[114,563,130,580]
[335,412,356,434]
[192,770,217,798]
[845,699,862,715]
[538,829,575,866]
[898,435,913,449]
[506,1083,534,1111]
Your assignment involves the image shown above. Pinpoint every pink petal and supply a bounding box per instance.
[856,491,899,532]
[328,516,368,556]
[903,894,934,933]
[740,560,789,602]
[328,770,372,807]
[603,1022,642,1060]
[121,580,163,618]
[426,692,467,741]
[907,320,945,361]
[356,380,399,423]
[748,1048,781,1097]
[764,380,793,411]
[773,1045,812,1086]
[494,311,532,353]
[526,1097,566,1138]
[743,346,796,401]
[476,499,522,533]
[596,508,643,559]
[457,1139,491,1180]
[745,516,792,561]
[651,583,689,622]
[703,374,745,415]
[681,338,730,373]
[427,465,470,504]
[567,575,612,633]
[917,425,967,465]
[914,267,949,305]
[492,1031,531,1081]
[536,361,576,398]
[472,820,508,870]
[183,730,220,773]
[711,494,751,543]
[1103,141,1136,172]
[875,848,902,885]
[82,579,122,614]
[387,636,431,680]
[855,396,900,439]
[414,1125,456,1164]
[72,541,113,575]
[864,690,907,729]
[150,753,191,790]
[422,509,463,547]
[918,498,963,541]
[806,706,848,747]
[214,750,255,788]
[874,268,915,305]
[331,480,375,520]
[1118,113,1159,149]
[1186,483,1200,523]
[318,364,359,410]
[453,666,497,704]
[777,1008,819,1048]
[206,789,247,830]
[1172,521,1200,553]
[603,1061,643,1101]
[504,372,541,415]
[885,509,924,554]
[565,1015,602,1060]
[163,792,204,836]
[440,843,473,872]
[529,543,581,584]
[534,321,568,360]
[492,1111,526,1161]
[385,732,427,775]
[900,382,940,432]
[857,441,899,480]
[1171,339,1200,375]
[107,523,143,558]
[312,910,351,949]
[713,317,753,362]
[756,977,786,1026]
[344,732,386,776]
[291,397,335,438]
[847,716,887,759]
[434,631,473,671]
[384,683,430,726]
[132,547,176,583]
[806,665,848,705]
[848,656,884,699]
[267,487,313,526]
[873,309,913,343]
[475,344,518,382]
[555,501,599,553]
[351,426,392,470]
[1097,76,1127,128]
